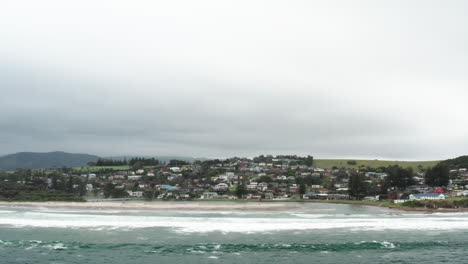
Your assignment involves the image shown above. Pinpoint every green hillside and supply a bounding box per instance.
[313,159,439,171]
[0,151,99,171]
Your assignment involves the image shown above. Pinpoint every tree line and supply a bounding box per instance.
[92,157,161,166]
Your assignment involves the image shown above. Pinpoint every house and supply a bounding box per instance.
[170,167,181,172]
[409,193,446,201]
[257,182,268,191]
[264,192,274,199]
[213,183,229,191]
[289,184,298,193]
[451,190,468,197]
[247,182,258,191]
[219,172,236,182]
[157,185,179,191]
[363,196,379,201]
[126,191,144,197]
[201,192,218,199]
[303,191,317,199]
[246,194,262,199]
[327,194,349,200]
[406,185,432,193]
[169,174,183,181]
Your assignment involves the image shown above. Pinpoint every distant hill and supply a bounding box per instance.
[438,155,468,169]
[0,152,99,171]
[313,159,440,171]
[0,152,209,171]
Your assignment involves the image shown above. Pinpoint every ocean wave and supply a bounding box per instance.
[0,240,459,254]
[1,210,468,233]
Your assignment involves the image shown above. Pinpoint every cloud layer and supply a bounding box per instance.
[1,0,468,159]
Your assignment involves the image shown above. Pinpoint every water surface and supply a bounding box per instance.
[0,202,466,263]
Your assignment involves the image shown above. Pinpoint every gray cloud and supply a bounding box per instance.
[1,0,468,160]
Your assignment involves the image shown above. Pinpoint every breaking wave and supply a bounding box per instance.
[0,209,468,233]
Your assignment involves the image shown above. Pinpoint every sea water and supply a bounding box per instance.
[0,202,467,263]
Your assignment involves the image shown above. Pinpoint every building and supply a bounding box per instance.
[213,183,229,191]
[201,192,218,199]
[247,182,258,191]
[126,191,144,197]
[264,192,274,199]
[409,193,445,201]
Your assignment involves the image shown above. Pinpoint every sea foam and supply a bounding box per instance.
[0,209,468,233]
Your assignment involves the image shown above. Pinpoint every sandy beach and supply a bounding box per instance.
[0,201,301,211]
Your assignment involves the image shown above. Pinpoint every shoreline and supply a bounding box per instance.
[0,201,301,211]
[0,200,466,213]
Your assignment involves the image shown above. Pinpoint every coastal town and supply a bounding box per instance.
[1,155,468,206]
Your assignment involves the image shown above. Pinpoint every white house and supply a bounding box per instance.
[219,173,236,181]
[247,182,258,191]
[451,190,468,197]
[126,191,144,197]
[257,182,268,191]
[170,167,181,172]
[214,183,229,191]
[201,192,218,199]
[409,193,445,201]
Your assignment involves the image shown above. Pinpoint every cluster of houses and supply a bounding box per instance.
[67,158,346,200]
[18,157,468,202]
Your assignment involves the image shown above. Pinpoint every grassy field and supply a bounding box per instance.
[313,159,439,171]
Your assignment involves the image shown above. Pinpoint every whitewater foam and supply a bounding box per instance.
[1,209,468,233]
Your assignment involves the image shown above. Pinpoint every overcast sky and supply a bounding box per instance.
[1,0,468,160]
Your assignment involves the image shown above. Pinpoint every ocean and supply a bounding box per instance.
[0,202,467,263]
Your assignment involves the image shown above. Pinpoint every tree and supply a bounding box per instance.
[112,188,129,198]
[103,183,115,198]
[131,161,144,171]
[299,182,306,198]
[305,155,314,167]
[348,173,368,200]
[168,159,189,166]
[66,175,74,193]
[385,165,414,190]
[143,189,160,200]
[258,176,273,183]
[425,164,449,187]
[235,180,246,199]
